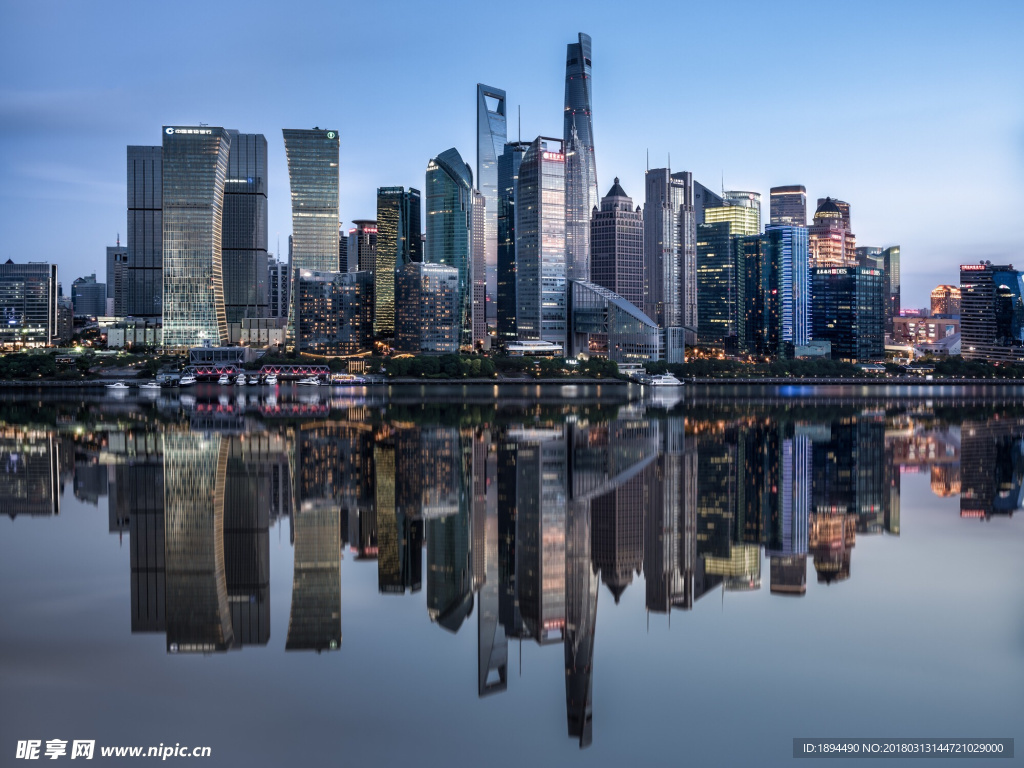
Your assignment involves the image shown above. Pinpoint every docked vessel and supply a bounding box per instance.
[248,375,261,385]
[297,377,321,386]
[234,375,246,386]
[264,374,278,386]
[645,373,684,387]
[105,381,130,390]
[217,374,231,385]
[178,374,197,387]
[140,382,162,390]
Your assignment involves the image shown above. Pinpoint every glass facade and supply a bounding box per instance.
[496,142,529,344]
[161,126,231,350]
[564,33,597,284]
[696,222,740,347]
[591,178,643,309]
[375,188,421,337]
[472,189,488,350]
[704,203,760,237]
[515,138,566,346]
[960,263,1024,363]
[811,266,885,362]
[222,132,268,325]
[394,262,460,353]
[809,198,856,268]
[0,260,57,348]
[757,226,811,355]
[568,279,660,364]
[769,185,807,227]
[642,169,692,329]
[425,148,474,350]
[295,270,373,355]
[126,145,162,320]
[282,128,340,348]
[476,85,506,279]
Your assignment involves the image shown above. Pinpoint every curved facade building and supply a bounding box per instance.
[564,33,597,283]
[161,126,231,349]
[568,280,660,363]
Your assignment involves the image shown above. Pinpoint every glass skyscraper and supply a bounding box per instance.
[643,168,693,330]
[476,85,507,289]
[161,126,231,349]
[222,132,268,326]
[126,145,162,320]
[375,187,422,337]
[0,260,57,348]
[564,33,598,284]
[496,141,529,344]
[770,185,807,227]
[282,128,340,349]
[516,138,566,346]
[425,148,475,350]
[590,178,643,309]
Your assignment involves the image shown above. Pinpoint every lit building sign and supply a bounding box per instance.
[542,152,564,161]
[164,127,213,136]
[960,264,987,271]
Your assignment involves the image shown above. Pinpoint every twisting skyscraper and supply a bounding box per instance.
[564,33,597,283]
[477,85,507,296]
[282,128,340,349]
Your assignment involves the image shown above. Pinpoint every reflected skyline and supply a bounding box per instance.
[2,392,1021,750]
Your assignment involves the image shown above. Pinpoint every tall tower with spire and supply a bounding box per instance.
[563,32,597,283]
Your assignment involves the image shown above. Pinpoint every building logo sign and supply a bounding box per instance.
[326,131,337,139]
[542,151,564,161]
[165,127,213,136]
[961,264,987,271]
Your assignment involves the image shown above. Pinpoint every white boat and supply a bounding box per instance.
[234,375,246,385]
[264,374,278,385]
[248,375,261,385]
[179,374,197,387]
[140,382,162,390]
[646,373,684,387]
[105,381,130,390]
[332,374,366,386]
[297,377,321,386]
[217,374,231,385]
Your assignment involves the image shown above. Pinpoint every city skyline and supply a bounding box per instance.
[2,2,1022,311]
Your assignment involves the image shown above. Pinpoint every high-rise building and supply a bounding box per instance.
[763,226,811,355]
[394,262,460,353]
[704,199,760,237]
[696,220,742,348]
[126,145,162,320]
[811,266,885,362]
[161,126,231,349]
[0,260,57,348]
[496,142,530,344]
[471,189,488,350]
[809,197,856,267]
[222,132,268,328]
[71,273,106,318]
[267,257,289,320]
[770,185,807,227]
[564,33,598,284]
[591,177,643,310]
[515,137,566,346]
[347,220,377,274]
[723,190,761,229]
[693,180,723,225]
[106,239,128,316]
[642,169,693,330]
[295,269,373,354]
[425,148,475,350]
[282,128,340,349]
[858,246,901,333]
[960,263,1024,363]
[477,85,506,290]
[931,284,961,316]
[375,187,422,337]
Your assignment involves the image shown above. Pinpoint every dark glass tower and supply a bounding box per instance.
[496,141,529,344]
[126,145,162,320]
[811,266,885,362]
[769,185,807,227]
[564,33,597,283]
[222,132,268,325]
[375,186,422,337]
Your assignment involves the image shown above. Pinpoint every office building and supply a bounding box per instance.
[959,263,1024,363]
[71,273,106,318]
[375,187,422,337]
[222,132,269,328]
[858,246,901,333]
[295,269,373,354]
[696,222,740,347]
[931,284,961,316]
[693,180,723,224]
[347,220,377,274]
[750,226,811,357]
[642,169,693,330]
[267,257,289,320]
[567,279,661,363]
[496,141,529,344]
[515,137,566,346]
[394,262,460,353]
[425,147,475,350]
[704,199,760,237]
[282,128,340,348]
[477,85,507,287]
[0,260,57,348]
[809,197,856,267]
[564,33,598,283]
[723,190,761,229]
[472,189,488,349]
[286,504,342,652]
[591,178,643,310]
[770,185,807,227]
[811,266,885,362]
[106,239,128,315]
[126,145,162,319]
[161,126,231,349]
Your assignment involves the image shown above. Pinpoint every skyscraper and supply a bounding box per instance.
[161,126,231,349]
[515,138,566,347]
[106,239,128,316]
[282,128,340,349]
[347,220,377,274]
[960,263,1024,363]
[496,141,530,344]
[477,84,507,294]
[126,145,162,320]
[0,260,57,348]
[750,226,811,357]
[770,185,807,227]
[591,178,643,309]
[642,169,693,329]
[425,148,475,350]
[564,33,598,283]
[931,284,961,316]
[222,132,268,328]
[472,189,488,350]
[704,199,760,237]
[693,180,723,225]
[375,187,422,337]
[811,266,885,361]
[394,262,460,353]
[809,197,856,267]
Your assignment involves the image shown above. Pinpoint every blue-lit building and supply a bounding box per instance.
[426,148,475,351]
[0,260,57,348]
[760,225,811,356]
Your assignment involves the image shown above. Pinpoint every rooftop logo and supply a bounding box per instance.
[326,131,337,139]
[164,127,213,136]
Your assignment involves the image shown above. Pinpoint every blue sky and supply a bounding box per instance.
[1,0,1022,308]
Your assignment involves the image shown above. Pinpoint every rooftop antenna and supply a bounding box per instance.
[721,171,725,196]
[116,233,120,247]
[646,149,649,172]
[668,153,671,173]
[518,105,521,143]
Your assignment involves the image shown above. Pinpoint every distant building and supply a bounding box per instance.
[126,145,162,319]
[693,180,723,225]
[394,262,460,353]
[72,274,106,318]
[267,257,289,320]
[376,187,422,337]
[0,260,58,348]
[477,84,507,283]
[56,295,73,343]
[564,32,598,287]
[809,197,856,267]
[592,177,644,310]
[723,190,761,230]
[106,239,128,315]
[567,280,661,364]
[222,131,269,328]
[295,270,374,355]
[746,226,811,357]
[471,189,488,350]
[347,220,377,274]
[642,169,691,330]
[960,263,1024,363]
[931,284,961,316]
[811,266,885,362]
[858,246,901,333]
[704,200,760,237]
[696,222,740,348]
[892,316,960,346]
[769,185,806,227]
[496,141,530,345]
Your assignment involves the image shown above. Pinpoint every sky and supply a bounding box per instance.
[1,0,1022,309]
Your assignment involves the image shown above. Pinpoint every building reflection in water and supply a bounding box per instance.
[5,397,1023,746]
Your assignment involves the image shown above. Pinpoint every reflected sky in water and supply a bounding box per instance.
[1,386,1022,766]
